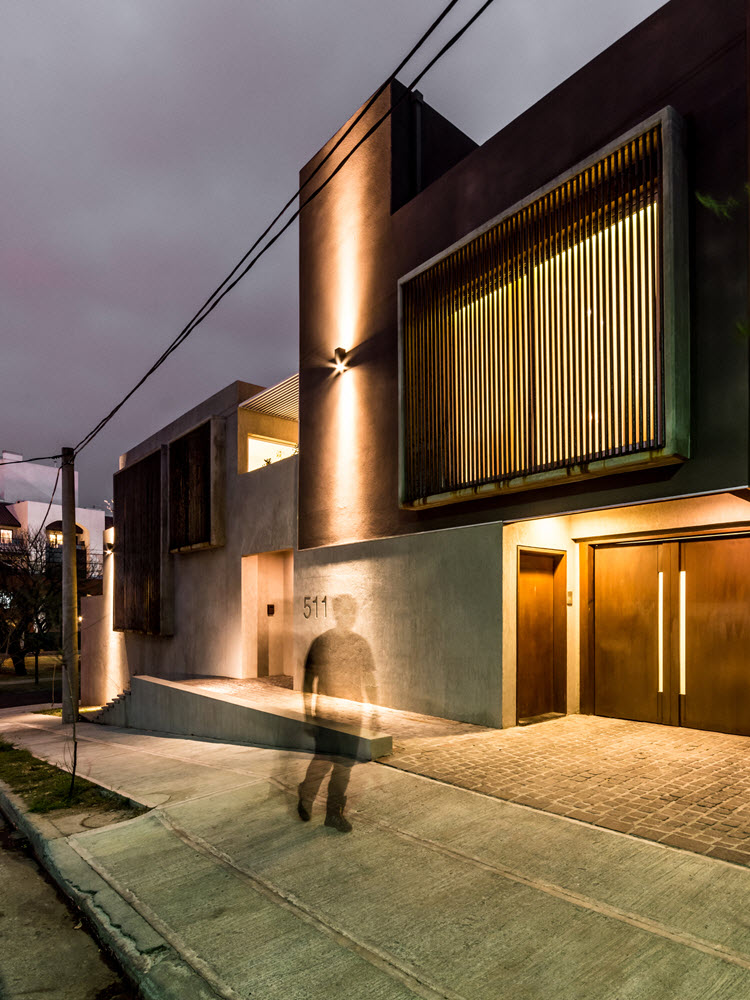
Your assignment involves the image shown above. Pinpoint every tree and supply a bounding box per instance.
[0,530,60,675]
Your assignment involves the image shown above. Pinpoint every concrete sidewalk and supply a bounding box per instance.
[2,708,750,1000]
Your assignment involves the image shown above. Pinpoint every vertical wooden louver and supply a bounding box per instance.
[169,422,212,550]
[113,450,162,633]
[401,125,663,504]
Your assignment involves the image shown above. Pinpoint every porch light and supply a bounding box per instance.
[333,347,349,374]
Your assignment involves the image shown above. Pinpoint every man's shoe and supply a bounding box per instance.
[324,803,352,833]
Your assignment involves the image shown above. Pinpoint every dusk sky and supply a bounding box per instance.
[2,0,664,508]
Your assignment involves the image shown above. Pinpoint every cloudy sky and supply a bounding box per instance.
[2,0,665,508]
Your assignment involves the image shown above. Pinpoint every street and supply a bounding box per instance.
[0,812,135,1000]
[2,708,750,1000]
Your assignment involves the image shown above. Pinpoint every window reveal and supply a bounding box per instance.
[401,124,666,504]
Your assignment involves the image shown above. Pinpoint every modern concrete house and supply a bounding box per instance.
[85,0,750,743]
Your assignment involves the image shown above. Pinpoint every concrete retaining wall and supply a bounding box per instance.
[295,521,503,727]
[95,676,391,760]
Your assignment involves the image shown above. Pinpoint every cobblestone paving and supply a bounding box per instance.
[381,714,750,867]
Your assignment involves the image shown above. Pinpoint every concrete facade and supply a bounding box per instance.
[86,0,750,743]
[297,0,747,548]
[294,523,503,726]
[81,383,297,708]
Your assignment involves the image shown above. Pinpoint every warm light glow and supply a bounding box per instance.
[0,529,12,545]
[657,570,664,693]
[331,170,366,353]
[679,569,686,695]
[325,144,375,538]
[247,435,296,473]
[335,360,359,514]
[48,530,64,546]
[455,204,658,483]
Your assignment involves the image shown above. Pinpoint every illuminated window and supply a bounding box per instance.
[247,435,296,472]
[48,530,64,547]
[0,529,12,545]
[400,112,687,506]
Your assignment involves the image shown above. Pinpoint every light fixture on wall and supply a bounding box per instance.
[333,346,349,375]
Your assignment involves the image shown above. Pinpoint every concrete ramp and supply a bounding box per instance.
[91,676,392,761]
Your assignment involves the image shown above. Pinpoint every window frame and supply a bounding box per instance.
[397,106,689,509]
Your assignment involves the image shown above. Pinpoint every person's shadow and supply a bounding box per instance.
[296,594,378,833]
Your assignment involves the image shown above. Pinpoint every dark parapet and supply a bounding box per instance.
[391,82,477,214]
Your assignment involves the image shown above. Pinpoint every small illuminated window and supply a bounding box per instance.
[48,530,64,547]
[0,529,12,545]
[247,435,296,472]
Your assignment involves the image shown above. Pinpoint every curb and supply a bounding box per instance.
[0,781,218,1000]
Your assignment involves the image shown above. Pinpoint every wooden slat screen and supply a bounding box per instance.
[401,125,663,504]
[113,451,162,633]
[169,422,211,550]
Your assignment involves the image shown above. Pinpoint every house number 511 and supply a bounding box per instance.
[303,595,327,619]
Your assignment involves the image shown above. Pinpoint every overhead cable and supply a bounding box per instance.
[74,0,496,454]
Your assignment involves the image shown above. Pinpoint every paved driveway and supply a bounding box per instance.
[382,714,750,866]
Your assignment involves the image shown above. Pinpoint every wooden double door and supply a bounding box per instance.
[593,537,750,736]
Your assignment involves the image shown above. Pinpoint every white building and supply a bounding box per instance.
[0,451,105,572]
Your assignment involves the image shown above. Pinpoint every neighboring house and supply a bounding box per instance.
[86,0,750,739]
[0,504,21,548]
[0,451,106,581]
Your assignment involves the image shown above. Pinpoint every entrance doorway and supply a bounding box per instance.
[241,549,293,679]
[516,549,567,724]
[592,536,750,736]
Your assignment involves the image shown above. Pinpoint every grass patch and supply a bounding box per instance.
[0,739,146,816]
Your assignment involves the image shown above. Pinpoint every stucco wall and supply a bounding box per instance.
[294,521,503,727]
[82,399,297,706]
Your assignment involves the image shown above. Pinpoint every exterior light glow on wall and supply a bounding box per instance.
[333,347,349,375]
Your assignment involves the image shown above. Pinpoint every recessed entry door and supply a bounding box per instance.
[593,537,750,736]
[517,550,566,723]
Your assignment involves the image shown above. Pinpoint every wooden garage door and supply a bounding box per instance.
[683,538,750,736]
[593,544,663,724]
[593,537,750,736]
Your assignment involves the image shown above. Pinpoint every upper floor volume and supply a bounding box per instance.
[297,0,747,549]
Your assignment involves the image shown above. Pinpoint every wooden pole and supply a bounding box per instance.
[61,447,78,724]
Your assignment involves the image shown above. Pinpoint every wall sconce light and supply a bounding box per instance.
[333,346,349,375]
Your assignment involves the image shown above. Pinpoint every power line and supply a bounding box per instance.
[28,463,63,548]
[0,453,63,467]
[73,0,495,455]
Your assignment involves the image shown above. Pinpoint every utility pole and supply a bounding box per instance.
[61,447,79,725]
